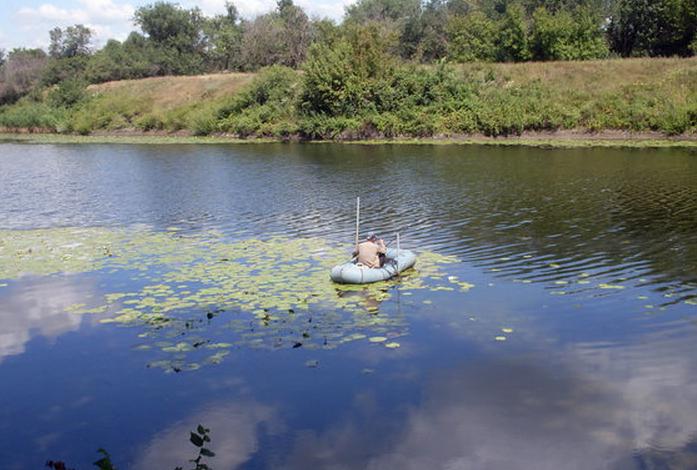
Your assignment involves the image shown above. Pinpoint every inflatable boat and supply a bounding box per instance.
[330,248,417,284]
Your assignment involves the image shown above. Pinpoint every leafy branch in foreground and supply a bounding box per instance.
[45,424,216,470]
[93,449,116,470]
[177,425,215,470]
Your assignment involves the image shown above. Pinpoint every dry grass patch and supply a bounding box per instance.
[88,73,255,112]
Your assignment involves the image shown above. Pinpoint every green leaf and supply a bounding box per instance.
[93,448,115,470]
[200,448,216,457]
[197,424,206,435]
[190,432,204,447]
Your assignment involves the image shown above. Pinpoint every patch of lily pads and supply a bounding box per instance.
[1,226,472,372]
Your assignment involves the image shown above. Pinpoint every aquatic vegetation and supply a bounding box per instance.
[598,283,625,290]
[1,227,469,372]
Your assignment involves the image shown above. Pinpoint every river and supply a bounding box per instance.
[1,142,696,469]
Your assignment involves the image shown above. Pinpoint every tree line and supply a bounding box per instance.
[1,0,696,105]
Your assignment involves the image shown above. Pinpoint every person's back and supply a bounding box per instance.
[355,233,386,268]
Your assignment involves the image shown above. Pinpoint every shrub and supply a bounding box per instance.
[48,78,88,108]
[0,100,67,130]
[217,66,300,136]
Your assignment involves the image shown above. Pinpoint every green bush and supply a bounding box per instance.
[188,108,218,135]
[67,92,150,132]
[134,113,165,131]
[0,100,67,130]
[298,115,362,139]
[217,65,300,136]
[48,78,88,108]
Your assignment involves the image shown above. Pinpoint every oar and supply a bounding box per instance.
[345,197,360,264]
[354,196,360,253]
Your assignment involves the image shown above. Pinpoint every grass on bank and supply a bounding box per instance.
[0,57,695,140]
[2,132,696,149]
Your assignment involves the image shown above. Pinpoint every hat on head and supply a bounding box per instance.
[367,231,378,241]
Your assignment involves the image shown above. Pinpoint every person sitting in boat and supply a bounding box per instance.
[354,232,387,268]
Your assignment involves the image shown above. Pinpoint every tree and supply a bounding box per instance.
[607,0,695,56]
[134,1,206,74]
[447,12,499,62]
[204,2,243,70]
[497,3,532,61]
[418,0,456,62]
[240,0,312,70]
[0,48,48,104]
[83,34,160,83]
[240,15,286,69]
[276,0,312,67]
[41,55,90,85]
[311,18,341,47]
[135,2,203,44]
[48,25,92,58]
[300,24,397,116]
[49,28,63,58]
[0,49,5,68]
[345,0,423,59]
[531,5,608,60]
[345,0,421,23]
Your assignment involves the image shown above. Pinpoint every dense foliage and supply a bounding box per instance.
[0,0,696,138]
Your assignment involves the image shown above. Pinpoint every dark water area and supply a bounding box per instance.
[1,143,697,469]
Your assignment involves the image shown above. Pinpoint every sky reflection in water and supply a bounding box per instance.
[0,143,696,469]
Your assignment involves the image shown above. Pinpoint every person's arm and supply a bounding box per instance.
[377,239,387,254]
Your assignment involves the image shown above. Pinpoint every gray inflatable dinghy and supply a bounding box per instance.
[330,248,417,284]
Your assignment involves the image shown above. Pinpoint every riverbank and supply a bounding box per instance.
[2,130,696,148]
[1,57,695,141]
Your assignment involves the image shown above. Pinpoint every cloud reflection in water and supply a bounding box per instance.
[0,277,95,362]
[134,402,280,470]
[282,326,697,470]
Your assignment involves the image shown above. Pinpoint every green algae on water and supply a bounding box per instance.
[1,226,471,371]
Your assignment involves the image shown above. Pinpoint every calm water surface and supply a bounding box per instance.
[1,143,697,469]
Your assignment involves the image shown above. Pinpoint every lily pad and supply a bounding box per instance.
[598,283,625,290]
[2,226,472,372]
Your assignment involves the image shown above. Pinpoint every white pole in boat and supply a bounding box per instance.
[354,197,360,252]
[397,232,400,258]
